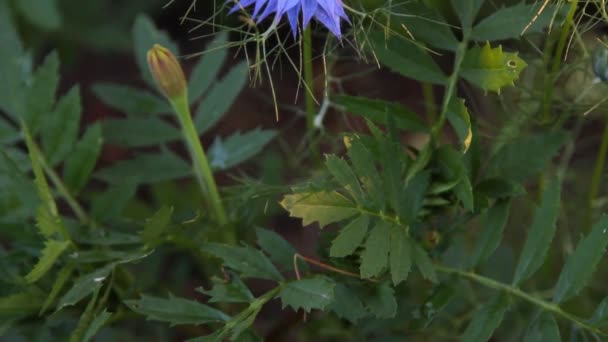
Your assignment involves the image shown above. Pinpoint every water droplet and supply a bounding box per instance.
[603,229,607,234]
[93,277,106,283]
[70,252,79,258]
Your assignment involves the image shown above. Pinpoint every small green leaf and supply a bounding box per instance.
[470,200,511,268]
[330,215,370,258]
[95,150,190,184]
[475,178,526,199]
[42,86,82,164]
[328,283,367,323]
[360,221,391,279]
[347,137,384,208]
[189,32,228,103]
[35,205,62,238]
[389,225,412,285]
[461,43,527,94]
[513,180,561,285]
[394,2,459,51]
[208,129,277,171]
[451,0,485,28]
[255,227,299,271]
[57,264,114,311]
[413,243,438,283]
[400,171,430,224]
[363,282,397,319]
[140,206,173,246]
[369,31,445,84]
[102,117,180,147]
[326,154,364,204]
[24,51,60,133]
[0,1,26,118]
[14,0,62,30]
[195,61,248,134]
[280,191,359,228]
[23,125,59,218]
[124,294,229,326]
[553,215,608,303]
[0,287,44,316]
[523,312,561,342]
[90,180,138,221]
[25,239,70,283]
[203,243,283,281]
[39,264,74,314]
[279,277,335,313]
[436,146,474,210]
[589,297,608,325]
[462,294,510,342]
[92,83,169,116]
[446,98,473,153]
[132,15,178,86]
[335,96,428,132]
[197,275,254,304]
[63,123,103,193]
[82,309,112,342]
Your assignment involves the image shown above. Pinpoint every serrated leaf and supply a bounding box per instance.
[513,180,561,285]
[470,200,511,268]
[524,312,561,342]
[400,171,430,224]
[389,225,412,285]
[82,309,112,342]
[95,150,190,184]
[90,180,138,221]
[124,294,229,326]
[197,275,254,304]
[553,215,608,303]
[140,206,173,245]
[203,243,283,281]
[364,282,397,319]
[413,243,438,283]
[334,96,428,132]
[35,205,62,238]
[102,117,180,147]
[368,31,445,84]
[330,215,370,258]
[0,287,44,316]
[92,83,169,116]
[23,124,57,217]
[326,154,364,204]
[446,98,473,153]
[195,61,248,134]
[189,32,228,103]
[40,264,74,314]
[360,221,391,278]
[0,2,26,118]
[41,86,81,164]
[279,277,335,313]
[280,191,359,228]
[462,294,510,342]
[451,0,485,28]
[489,131,567,182]
[63,123,103,193]
[24,51,59,133]
[132,15,178,86]
[57,264,114,311]
[14,0,62,30]
[208,129,276,171]
[328,283,367,323]
[347,138,384,208]
[436,146,474,210]
[461,43,527,94]
[472,3,561,41]
[255,227,299,271]
[25,240,70,283]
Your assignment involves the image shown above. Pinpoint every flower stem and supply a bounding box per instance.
[171,96,228,225]
[303,26,319,161]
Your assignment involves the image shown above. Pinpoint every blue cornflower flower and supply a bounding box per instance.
[229,0,349,38]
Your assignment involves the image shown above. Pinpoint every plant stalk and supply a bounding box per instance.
[303,26,319,161]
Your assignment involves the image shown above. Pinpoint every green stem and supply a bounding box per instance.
[40,157,90,225]
[435,265,606,337]
[585,115,608,230]
[541,0,579,122]
[303,26,319,161]
[171,97,228,226]
[422,82,437,124]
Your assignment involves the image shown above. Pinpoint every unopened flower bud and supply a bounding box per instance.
[147,44,187,100]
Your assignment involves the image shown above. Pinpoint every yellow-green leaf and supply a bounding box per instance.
[280,192,359,228]
[25,240,70,283]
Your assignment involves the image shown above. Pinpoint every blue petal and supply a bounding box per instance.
[286,6,300,37]
[313,5,341,38]
[228,0,257,14]
[301,0,317,27]
[256,0,277,22]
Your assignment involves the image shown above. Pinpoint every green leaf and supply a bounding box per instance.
[35,205,63,238]
[0,1,26,118]
[394,3,459,51]
[330,215,370,258]
[95,150,190,184]
[523,312,561,342]
[347,137,384,208]
[189,32,228,103]
[92,83,169,116]
[389,225,412,286]
[39,264,74,314]
[326,154,364,203]
[195,61,248,134]
[82,309,112,342]
[413,243,438,283]
[461,43,527,94]
[436,146,474,210]
[24,51,60,133]
[124,294,229,326]
[90,180,138,221]
[140,206,173,245]
[400,171,430,224]
[42,86,82,164]
[368,31,446,84]
[475,178,526,199]
[446,98,473,153]
[364,282,397,319]
[280,191,359,228]
[63,123,103,193]
[0,287,44,316]
[334,96,428,132]
[203,243,283,281]
[470,200,511,268]
[255,227,299,271]
[472,3,560,42]
[197,275,254,304]
[513,180,561,285]
[451,0,485,28]
[25,240,70,283]
[328,284,367,323]
[462,294,510,342]
[132,14,178,86]
[57,264,114,311]
[590,297,608,325]
[102,117,180,147]
[279,277,335,313]
[360,221,391,279]
[553,215,608,303]
[14,0,62,30]
[23,124,58,216]
[488,131,568,182]
[208,128,277,171]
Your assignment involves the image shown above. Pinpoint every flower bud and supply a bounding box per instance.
[147,44,187,100]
